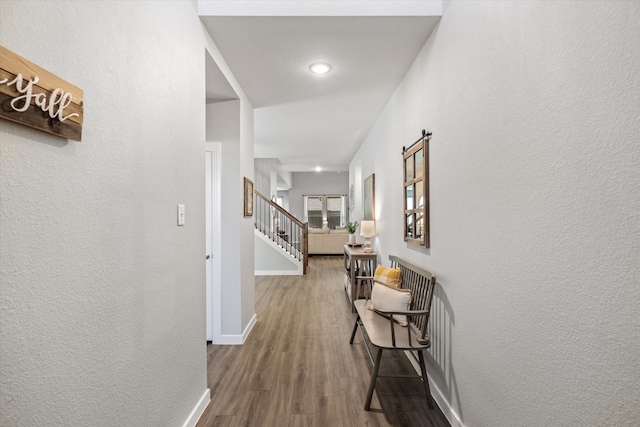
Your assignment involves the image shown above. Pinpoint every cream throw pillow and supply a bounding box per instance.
[373,266,402,289]
[368,282,412,326]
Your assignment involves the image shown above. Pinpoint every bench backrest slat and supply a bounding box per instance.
[389,255,436,340]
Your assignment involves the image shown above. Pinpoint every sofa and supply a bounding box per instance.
[308,228,350,255]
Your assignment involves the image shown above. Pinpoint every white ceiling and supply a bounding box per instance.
[200,5,441,172]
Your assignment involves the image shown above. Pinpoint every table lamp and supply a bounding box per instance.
[360,220,375,253]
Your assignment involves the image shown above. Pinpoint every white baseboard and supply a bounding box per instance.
[404,351,466,427]
[255,269,302,275]
[428,372,466,427]
[182,388,210,427]
[214,314,257,345]
[241,313,257,342]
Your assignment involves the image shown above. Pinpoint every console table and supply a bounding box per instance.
[343,245,377,312]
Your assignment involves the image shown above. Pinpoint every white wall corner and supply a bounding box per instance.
[182,389,211,427]
[215,313,257,345]
[278,170,293,190]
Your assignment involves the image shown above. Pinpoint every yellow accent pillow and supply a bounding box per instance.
[373,266,402,289]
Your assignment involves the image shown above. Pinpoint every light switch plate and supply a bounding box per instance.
[177,204,185,226]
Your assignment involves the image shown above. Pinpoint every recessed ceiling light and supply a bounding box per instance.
[315,166,322,172]
[309,63,331,74]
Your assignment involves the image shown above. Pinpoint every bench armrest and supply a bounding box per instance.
[374,308,429,316]
[373,309,431,347]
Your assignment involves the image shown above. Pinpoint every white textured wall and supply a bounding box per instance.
[206,100,255,337]
[239,99,256,331]
[254,232,301,275]
[254,168,271,197]
[351,1,640,426]
[0,1,208,426]
[288,171,350,221]
[202,26,256,342]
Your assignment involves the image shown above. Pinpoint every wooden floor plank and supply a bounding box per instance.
[196,256,450,427]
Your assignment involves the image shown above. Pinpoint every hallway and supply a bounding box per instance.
[197,256,450,427]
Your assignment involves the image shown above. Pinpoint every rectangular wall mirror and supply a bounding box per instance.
[403,133,429,247]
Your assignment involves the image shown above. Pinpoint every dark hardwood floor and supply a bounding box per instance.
[196,256,450,427]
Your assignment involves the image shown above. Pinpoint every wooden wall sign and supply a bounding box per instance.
[0,45,83,141]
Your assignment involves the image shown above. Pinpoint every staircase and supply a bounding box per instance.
[254,191,308,274]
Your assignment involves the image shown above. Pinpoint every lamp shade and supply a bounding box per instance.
[360,220,375,237]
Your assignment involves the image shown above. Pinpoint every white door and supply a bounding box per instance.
[205,143,221,342]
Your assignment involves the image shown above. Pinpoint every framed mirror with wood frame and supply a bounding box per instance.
[403,131,430,247]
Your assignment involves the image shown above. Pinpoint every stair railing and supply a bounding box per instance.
[254,191,308,274]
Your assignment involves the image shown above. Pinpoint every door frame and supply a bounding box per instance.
[205,142,222,342]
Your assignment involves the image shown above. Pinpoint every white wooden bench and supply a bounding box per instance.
[349,255,436,410]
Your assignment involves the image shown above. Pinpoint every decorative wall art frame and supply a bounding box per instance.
[244,177,254,217]
[0,45,84,141]
[402,130,431,247]
[363,173,375,221]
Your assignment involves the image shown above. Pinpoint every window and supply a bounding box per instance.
[326,196,344,229]
[306,196,323,229]
[303,195,347,228]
